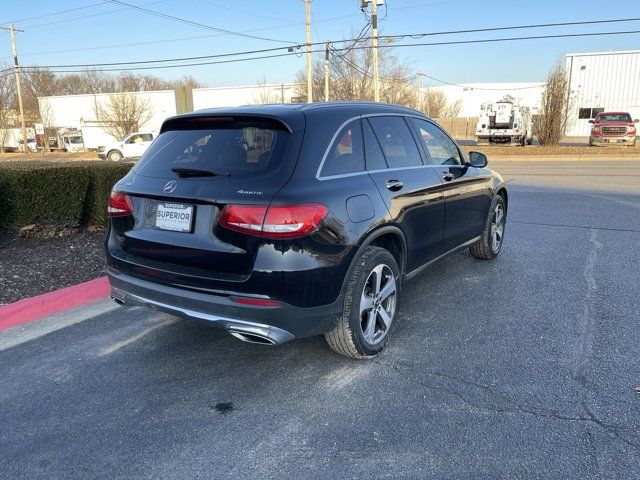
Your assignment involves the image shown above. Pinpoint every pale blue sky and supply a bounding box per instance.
[2,0,639,87]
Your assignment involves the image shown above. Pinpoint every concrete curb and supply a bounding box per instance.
[489,154,639,162]
[0,277,110,331]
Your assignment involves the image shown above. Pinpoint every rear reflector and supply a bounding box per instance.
[232,297,282,307]
[220,203,327,239]
[107,191,133,217]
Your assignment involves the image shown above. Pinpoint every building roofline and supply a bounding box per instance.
[194,83,300,92]
[37,90,175,100]
[566,49,640,57]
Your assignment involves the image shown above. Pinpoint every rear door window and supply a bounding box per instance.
[134,117,292,179]
[363,119,388,170]
[320,119,365,177]
[368,116,423,168]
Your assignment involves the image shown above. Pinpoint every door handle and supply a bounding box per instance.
[442,172,454,182]
[385,179,404,191]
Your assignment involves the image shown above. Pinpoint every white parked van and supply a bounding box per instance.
[98,132,155,161]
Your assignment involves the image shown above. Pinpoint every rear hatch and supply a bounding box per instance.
[109,114,304,282]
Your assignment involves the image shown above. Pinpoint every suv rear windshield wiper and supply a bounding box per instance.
[171,167,231,178]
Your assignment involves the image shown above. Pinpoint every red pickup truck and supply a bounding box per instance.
[589,112,638,147]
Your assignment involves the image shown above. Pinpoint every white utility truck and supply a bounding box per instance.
[476,97,533,146]
[47,128,85,152]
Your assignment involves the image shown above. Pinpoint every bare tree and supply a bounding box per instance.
[294,37,415,105]
[21,68,58,123]
[38,99,56,152]
[94,92,154,140]
[421,88,447,117]
[54,70,206,96]
[417,88,462,119]
[442,98,462,118]
[534,60,569,146]
[253,77,279,104]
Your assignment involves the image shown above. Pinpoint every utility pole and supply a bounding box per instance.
[2,25,28,155]
[305,0,313,103]
[371,0,380,102]
[324,42,330,102]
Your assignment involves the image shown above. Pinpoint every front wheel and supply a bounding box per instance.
[108,150,123,162]
[470,195,506,260]
[325,247,400,359]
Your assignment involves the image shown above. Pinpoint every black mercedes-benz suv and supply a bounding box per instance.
[106,102,507,359]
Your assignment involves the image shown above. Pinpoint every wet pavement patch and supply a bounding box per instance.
[212,402,234,415]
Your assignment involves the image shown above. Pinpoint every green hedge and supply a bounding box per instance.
[0,161,133,232]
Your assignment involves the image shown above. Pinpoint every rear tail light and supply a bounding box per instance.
[107,191,133,217]
[220,203,328,239]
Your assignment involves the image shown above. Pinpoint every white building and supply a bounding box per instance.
[565,50,640,136]
[38,90,180,149]
[39,84,301,149]
[429,82,545,117]
[193,83,300,110]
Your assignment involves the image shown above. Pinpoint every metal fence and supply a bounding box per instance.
[433,117,478,140]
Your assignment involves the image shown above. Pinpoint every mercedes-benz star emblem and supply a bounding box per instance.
[163,180,177,194]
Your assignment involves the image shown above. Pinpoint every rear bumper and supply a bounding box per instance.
[107,269,343,344]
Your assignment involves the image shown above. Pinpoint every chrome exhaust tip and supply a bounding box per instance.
[229,330,277,346]
[111,295,126,306]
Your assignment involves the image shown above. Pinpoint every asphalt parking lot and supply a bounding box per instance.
[1,160,639,479]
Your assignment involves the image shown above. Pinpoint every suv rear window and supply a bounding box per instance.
[134,117,291,179]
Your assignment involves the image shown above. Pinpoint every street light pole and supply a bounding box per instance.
[305,0,313,103]
[2,25,28,155]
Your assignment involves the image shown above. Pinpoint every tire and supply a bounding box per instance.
[470,194,506,260]
[108,150,123,162]
[325,247,401,359]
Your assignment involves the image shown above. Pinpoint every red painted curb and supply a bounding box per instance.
[0,277,110,331]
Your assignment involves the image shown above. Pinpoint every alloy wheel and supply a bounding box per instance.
[490,204,505,253]
[359,264,397,345]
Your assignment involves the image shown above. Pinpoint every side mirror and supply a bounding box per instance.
[468,151,488,168]
[588,119,594,124]
[634,119,639,123]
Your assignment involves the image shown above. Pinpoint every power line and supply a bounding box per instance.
[195,0,293,24]
[418,73,547,90]
[0,1,108,26]
[10,15,640,63]
[1,16,346,59]
[15,0,171,29]
[14,16,640,71]
[103,0,296,44]
[10,28,640,75]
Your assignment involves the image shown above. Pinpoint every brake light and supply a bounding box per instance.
[107,191,133,217]
[220,203,327,239]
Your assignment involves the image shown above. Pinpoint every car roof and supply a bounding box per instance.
[163,102,429,132]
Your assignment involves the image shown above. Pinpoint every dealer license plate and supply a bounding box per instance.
[155,203,194,232]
